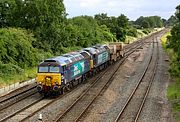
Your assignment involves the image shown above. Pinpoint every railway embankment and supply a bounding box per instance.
[161,31,180,121]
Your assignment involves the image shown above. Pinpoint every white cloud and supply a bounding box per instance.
[64,0,179,20]
[79,0,103,7]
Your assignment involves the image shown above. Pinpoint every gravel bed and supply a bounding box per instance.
[0,88,37,111]
[8,97,52,122]
[118,41,158,122]
[138,36,175,122]
[0,92,41,121]
[78,42,153,122]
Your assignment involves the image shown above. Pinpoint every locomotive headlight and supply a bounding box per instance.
[39,82,42,84]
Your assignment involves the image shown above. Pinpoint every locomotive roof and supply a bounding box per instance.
[40,51,90,66]
[83,45,106,54]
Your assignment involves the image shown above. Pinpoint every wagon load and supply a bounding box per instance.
[108,42,124,62]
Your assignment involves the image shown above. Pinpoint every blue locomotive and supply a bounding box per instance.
[36,43,124,95]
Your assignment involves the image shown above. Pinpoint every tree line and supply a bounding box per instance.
[0,0,168,77]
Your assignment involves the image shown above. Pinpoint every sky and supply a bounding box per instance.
[64,0,180,20]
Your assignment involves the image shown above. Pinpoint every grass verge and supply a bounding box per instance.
[161,31,180,121]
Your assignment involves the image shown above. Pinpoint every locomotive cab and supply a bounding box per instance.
[37,60,62,93]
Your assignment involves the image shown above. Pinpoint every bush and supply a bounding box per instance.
[142,29,151,34]
[0,28,39,68]
[127,28,138,37]
[0,62,23,76]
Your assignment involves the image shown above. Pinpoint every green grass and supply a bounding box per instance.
[161,31,180,122]
[0,67,37,88]
[167,78,180,121]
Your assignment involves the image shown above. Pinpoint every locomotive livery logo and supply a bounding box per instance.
[73,61,85,77]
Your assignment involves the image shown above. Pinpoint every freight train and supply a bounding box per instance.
[36,42,124,95]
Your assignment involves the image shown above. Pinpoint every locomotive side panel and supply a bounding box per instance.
[66,59,90,82]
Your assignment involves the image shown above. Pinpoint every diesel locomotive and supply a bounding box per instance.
[36,42,124,95]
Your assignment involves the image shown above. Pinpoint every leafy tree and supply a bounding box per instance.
[0,28,38,68]
[94,13,109,26]
[142,20,150,28]
[162,18,167,26]
[167,15,178,26]
[168,5,180,76]
[94,13,129,42]
[68,16,114,47]
[0,0,67,54]
[135,16,163,28]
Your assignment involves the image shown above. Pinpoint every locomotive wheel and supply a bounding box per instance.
[59,88,63,95]
[69,82,73,89]
[66,83,71,91]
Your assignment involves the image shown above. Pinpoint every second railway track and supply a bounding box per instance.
[114,38,159,122]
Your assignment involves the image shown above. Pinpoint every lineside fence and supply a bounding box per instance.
[0,78,36,96]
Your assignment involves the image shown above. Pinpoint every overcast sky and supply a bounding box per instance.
[64,0,179,20]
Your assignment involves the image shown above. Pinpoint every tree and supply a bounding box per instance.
[142,20,150,28]
[0,0,67,54]
[94,13,129,42]
[135,16,163,28]
[168,5,180,76]
[167,15,178,26]
[94,13,109,26]
[0,28,38,68]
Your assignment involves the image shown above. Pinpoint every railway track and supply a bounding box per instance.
[0,94,43,122]
[114,38,159,122]
[8,34,146,122]
[0,30,164,122]
[0,86,38,112]
[134,40,159,122]
[0,74,99,122]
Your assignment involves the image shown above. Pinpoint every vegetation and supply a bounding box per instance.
[168,78,180,121]
[161,31,170,48]
[0,28,39,86]
[0,0,165,86]
[166,15,178,26]
[161,30,180,122]
[167,5,180,77]
[162,5,180,121]
[134,16,164,29]
[94,13,129,41]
